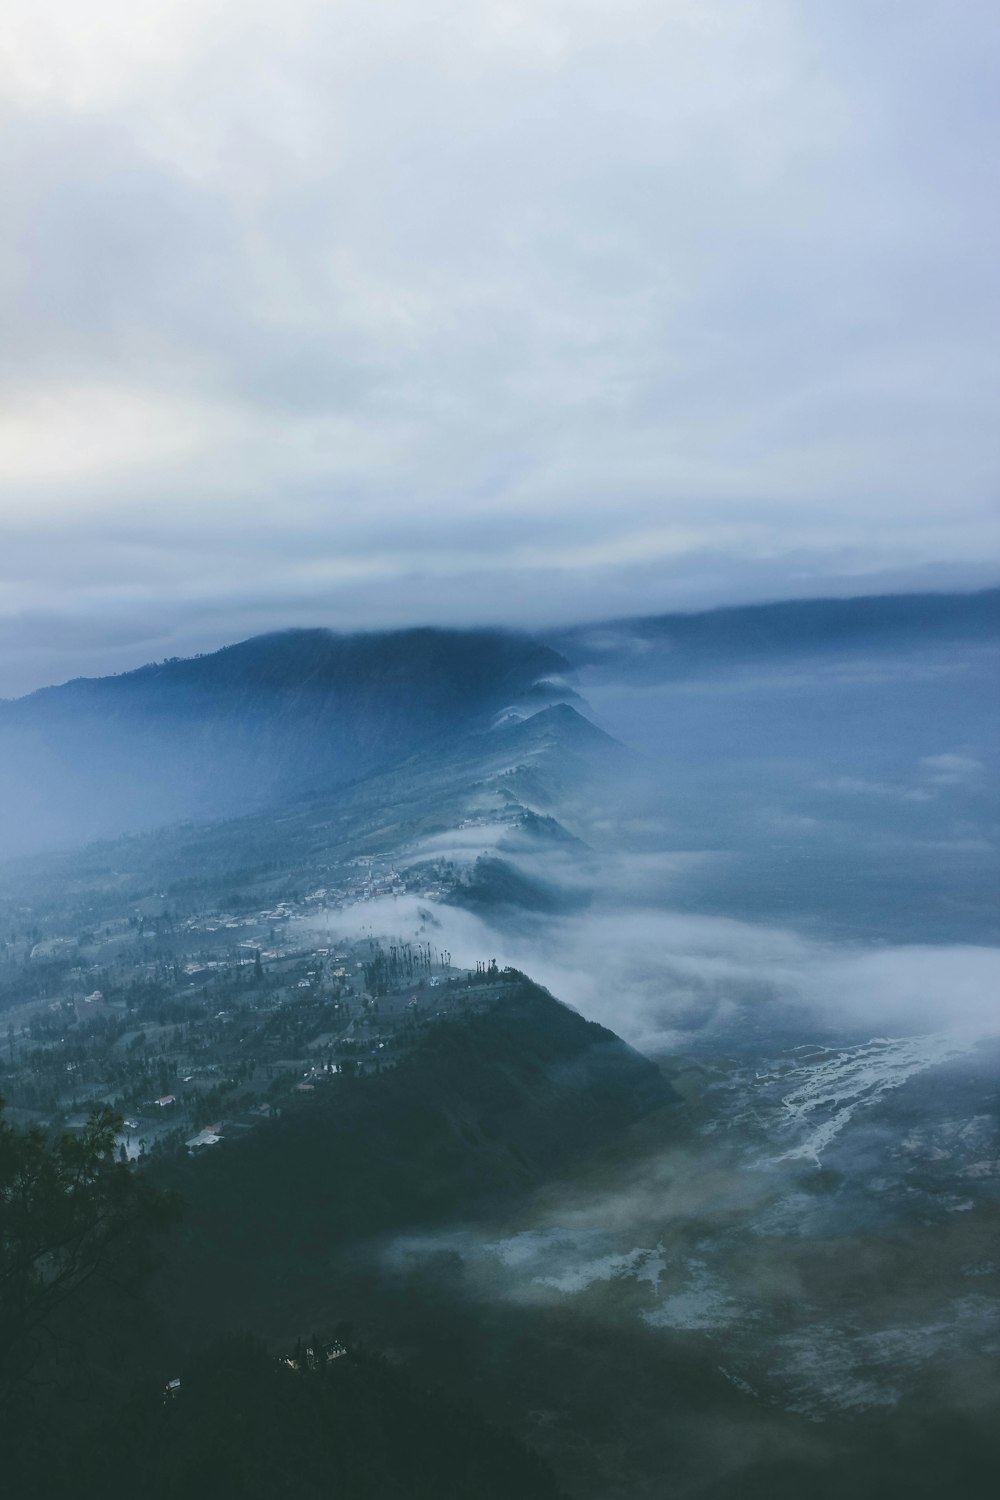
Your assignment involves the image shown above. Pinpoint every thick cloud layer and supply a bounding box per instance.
[2,1,999,694]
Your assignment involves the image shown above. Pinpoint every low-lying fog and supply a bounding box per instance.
[319,891,1000,1061]
[579,638,999,944]
[317,636,998,1060]
[310,632,1000,1421]
[305,632,1000,1429]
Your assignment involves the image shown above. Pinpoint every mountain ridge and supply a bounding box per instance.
[547,585,1000,676]
[1,587,994,859]
[8,625,568,708]
[0,627,579,858]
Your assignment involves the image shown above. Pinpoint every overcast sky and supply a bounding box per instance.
[2,0,998,695]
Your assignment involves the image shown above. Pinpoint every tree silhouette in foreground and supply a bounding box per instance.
[0,1099,176,1413]
[0,1096,567,1499]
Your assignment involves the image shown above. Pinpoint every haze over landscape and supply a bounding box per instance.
[2,4,999,1498]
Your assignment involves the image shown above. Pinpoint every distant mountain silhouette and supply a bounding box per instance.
[550,586,1000,678]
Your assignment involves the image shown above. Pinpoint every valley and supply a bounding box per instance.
[1,593,998,1498]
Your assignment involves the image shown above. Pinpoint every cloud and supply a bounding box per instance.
[817,776,934,803]
[2,0,999,692]
[920,754,985,786]
[309,884,1000,1058]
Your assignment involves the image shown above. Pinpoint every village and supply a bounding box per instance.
[0,842,508,1161]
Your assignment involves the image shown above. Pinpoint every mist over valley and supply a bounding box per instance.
[4,3,999,1488]
[1,588,998,1497]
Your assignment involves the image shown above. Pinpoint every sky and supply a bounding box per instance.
[2,0,998,696]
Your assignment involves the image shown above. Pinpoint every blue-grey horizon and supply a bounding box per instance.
[2,1,998,696]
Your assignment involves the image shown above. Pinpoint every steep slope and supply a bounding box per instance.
[0,700,621,966]
[151,975,673,1341]
[0,627,571,857]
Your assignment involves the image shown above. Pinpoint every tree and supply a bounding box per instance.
[0,1098,176,1408]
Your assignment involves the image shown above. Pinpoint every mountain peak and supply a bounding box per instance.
[497,702,622,755]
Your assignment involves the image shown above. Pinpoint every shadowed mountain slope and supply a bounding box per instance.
[0,628,570,857]
[150,975,673,1341]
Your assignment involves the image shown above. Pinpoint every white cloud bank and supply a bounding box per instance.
[312,891,1000,1056]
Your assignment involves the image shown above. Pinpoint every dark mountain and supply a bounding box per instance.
[549,586,1000,680]
[8,975,662,1499]
[151,975,673,1341]
[0,627,570,857]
